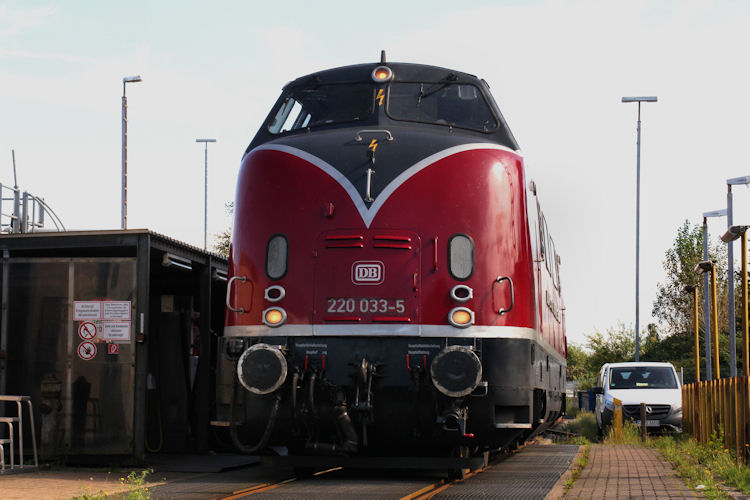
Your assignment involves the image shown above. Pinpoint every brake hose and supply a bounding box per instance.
[229,375,281,454]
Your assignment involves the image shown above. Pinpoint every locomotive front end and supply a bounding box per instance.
[217,57,566,463]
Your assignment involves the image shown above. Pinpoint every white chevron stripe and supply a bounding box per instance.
[248,142,522,228]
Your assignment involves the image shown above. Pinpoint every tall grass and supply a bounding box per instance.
[603,419,643,445]
[652,430,750,498]
[562,410,598,443]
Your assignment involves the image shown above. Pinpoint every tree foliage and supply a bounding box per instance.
[568,221,737,387]
[651,220,728,337]
[566,323,635,388]
[213,201,234,259]
[584,322,635,370]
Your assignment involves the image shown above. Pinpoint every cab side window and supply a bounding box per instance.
[537,203,546,262]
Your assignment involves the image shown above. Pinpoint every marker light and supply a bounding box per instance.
[450,284,473,303]
[371,66,393,82]
[264,285,286,302]
[263,307,287,327]
[449,307,474,328]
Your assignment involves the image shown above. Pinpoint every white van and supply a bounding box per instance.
[594,362,682,435]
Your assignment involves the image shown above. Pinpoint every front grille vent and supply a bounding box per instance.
[623,404,671,420]
[373,235,412,250]
[325,234,364,248]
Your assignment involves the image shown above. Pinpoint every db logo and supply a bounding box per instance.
[352,261,384,285]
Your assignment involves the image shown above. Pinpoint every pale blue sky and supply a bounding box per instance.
[2,0,750,345]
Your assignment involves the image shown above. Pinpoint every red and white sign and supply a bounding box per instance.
[102,322,131,341]
[103,301,131,320]
[78,322,97,340]
[352,261,384,285]
[107,344,120,355]
[77,341,97,360]
[74,302,101,320]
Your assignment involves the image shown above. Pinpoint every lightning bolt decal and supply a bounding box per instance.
[376,89,385,106]
[369,139,378,152]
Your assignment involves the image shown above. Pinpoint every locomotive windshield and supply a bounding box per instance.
[268,83,374,134]
[266,80,499,135]
[387,82,498,132]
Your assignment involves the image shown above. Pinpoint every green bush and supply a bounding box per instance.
[563,411,598,442]
[565,398,580,419]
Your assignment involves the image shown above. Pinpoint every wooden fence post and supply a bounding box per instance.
[613,397,623,443]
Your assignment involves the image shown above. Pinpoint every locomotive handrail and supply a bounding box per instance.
[495,276,514,315]
[354,129,394,142]
[226,275,247,313]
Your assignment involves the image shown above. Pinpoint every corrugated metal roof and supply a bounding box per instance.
[0,228,228,265]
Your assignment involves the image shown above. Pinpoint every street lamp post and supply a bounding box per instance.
[722,225,750,377]
[196,139,216,250]
[683,285,700,382]
[622,96,657,362]
[695,260,721,378]
[702,209,727,380]
[726,176,750,377]
[122,75,142,230]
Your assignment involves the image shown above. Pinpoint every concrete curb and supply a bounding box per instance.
[544,444,584,500]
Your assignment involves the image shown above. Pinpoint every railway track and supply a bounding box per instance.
[216,443,579,500]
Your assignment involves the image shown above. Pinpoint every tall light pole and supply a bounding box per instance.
[723,225,750,377]
[695,260,721,379]
[683,285,700,382]
[702,208,727,380]
[622,95,657,362]
[122,75,142,230]
[196,139,216,250]
[726,175,750,377]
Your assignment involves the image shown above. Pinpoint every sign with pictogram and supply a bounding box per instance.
[78,322,97,340]
[77,341,97,360]
[107,344,120,355]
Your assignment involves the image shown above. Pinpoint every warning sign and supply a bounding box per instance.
[77,341,97,360]
[102,322,131,341]
[74,302,101,320]
[107,344,120,355]
[103,301,131,321]
[78,322,97,340]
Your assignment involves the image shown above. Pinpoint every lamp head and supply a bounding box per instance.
[123,76,142,83]
[703,209,727,219]
[721,225,749,243]
[694,260,714,274]
[727,175,750,186]
[621,96,658,103]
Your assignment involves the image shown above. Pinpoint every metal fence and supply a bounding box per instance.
[683,377,749,460]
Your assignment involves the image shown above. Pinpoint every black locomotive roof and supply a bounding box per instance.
[246,60,520,154]
[283,62,482,87]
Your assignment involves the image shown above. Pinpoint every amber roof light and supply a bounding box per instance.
[371,66,393,83]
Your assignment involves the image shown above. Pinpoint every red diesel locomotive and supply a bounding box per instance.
[218,54,566,463]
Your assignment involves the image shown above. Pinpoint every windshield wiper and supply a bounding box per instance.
[418,82,449,103]
[417,73,458,103]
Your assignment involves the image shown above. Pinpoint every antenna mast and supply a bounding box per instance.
[11,149,18,188]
